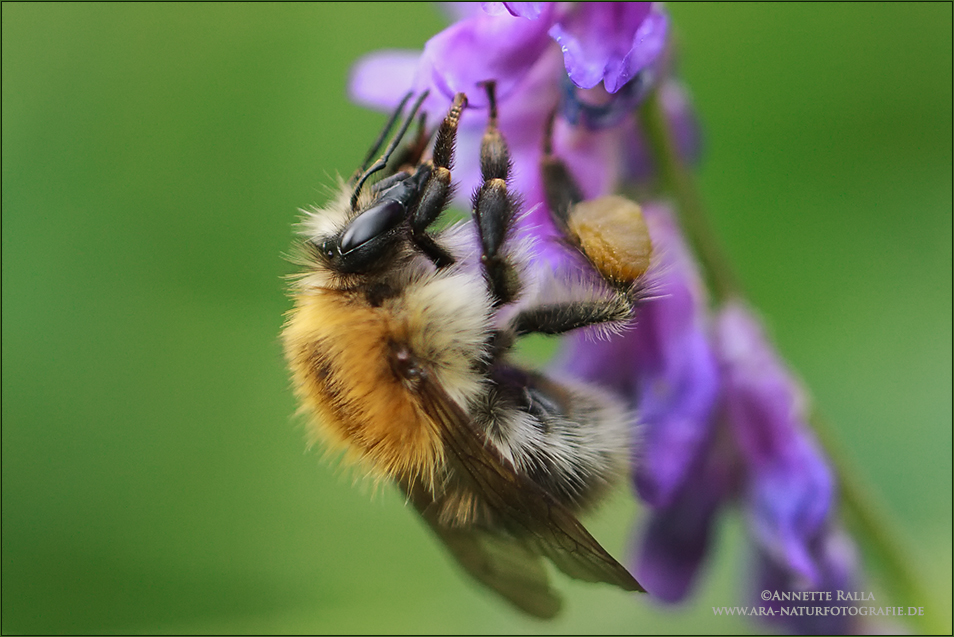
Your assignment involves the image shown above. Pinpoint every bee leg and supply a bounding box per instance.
[473,81,521,306]
[539,109,584,234]
[539,109,652,287]
[408,94,467,269]
[507,297,635,337]
[507,111,654,336]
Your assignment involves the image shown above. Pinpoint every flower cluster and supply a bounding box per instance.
[350,3,859,633]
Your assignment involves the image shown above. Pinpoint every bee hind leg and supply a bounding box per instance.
[505,111,656,337]
[507,295,635,337]
[540,109,653,289]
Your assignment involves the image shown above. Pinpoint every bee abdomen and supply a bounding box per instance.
[475,367,632,512]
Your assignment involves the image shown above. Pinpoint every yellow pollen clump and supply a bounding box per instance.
[567,195,653,283]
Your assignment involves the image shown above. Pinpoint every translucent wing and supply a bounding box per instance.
[402,366,644,617]
[403,478,563,618]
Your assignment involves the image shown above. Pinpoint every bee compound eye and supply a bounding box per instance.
[339,199,406,254]
[310,238,337,259]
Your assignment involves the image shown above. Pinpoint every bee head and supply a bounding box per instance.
[311,168,430,274]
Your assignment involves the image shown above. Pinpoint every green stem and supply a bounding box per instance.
[637,90,742,302]
[637,89,940,634]
[810,411,938,631]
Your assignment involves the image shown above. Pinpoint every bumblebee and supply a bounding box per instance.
[282,85,653,618]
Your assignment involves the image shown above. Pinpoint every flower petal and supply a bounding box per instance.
[349,50,424,111]
[481,2,545,20]
[440,2,484,21]
[716,302,835,586]
[632,436,733,603]
[421,5,555,107]
[632,209,721,506]
[445,47,564,218]
[548,2,667,94]
[755,527,859,634]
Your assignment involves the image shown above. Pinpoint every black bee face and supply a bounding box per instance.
[311,168,433,274]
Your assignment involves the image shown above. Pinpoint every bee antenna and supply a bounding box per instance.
[351,90,430,211]
[350,91,415,184]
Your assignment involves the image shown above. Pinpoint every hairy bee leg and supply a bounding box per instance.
[506,111,654,337]
[508,297,635,337]
[473,81,521,306]
[409,93,468,268]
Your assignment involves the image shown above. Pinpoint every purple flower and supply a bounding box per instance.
[633,301,841,615]
[716,302,834,587]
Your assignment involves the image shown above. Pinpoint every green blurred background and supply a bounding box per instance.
[3,3,950,634]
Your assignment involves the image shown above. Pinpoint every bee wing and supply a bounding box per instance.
[407,370,644,614]
[403,478,563,618]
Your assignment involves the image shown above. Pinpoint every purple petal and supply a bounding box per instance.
[549,2,668,93]
[605,6,668,94]
[447,47,565,219]
[441,2,484,21]
[746,435,834,586]
[421,5,555,107]
[633,326,719,507]
[349,50,424,111]
[755,527,860,634]
[630,209,721,506]
[716,303,835,586]
[481,2,545,20]
[633,436,733,603]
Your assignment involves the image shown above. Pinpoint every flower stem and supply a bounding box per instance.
[637,89,940,634]
[636,91,742,303]
[810,411,941,634]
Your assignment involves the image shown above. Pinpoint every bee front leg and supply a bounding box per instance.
[473,82,521,307]
[408,94,467,269]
